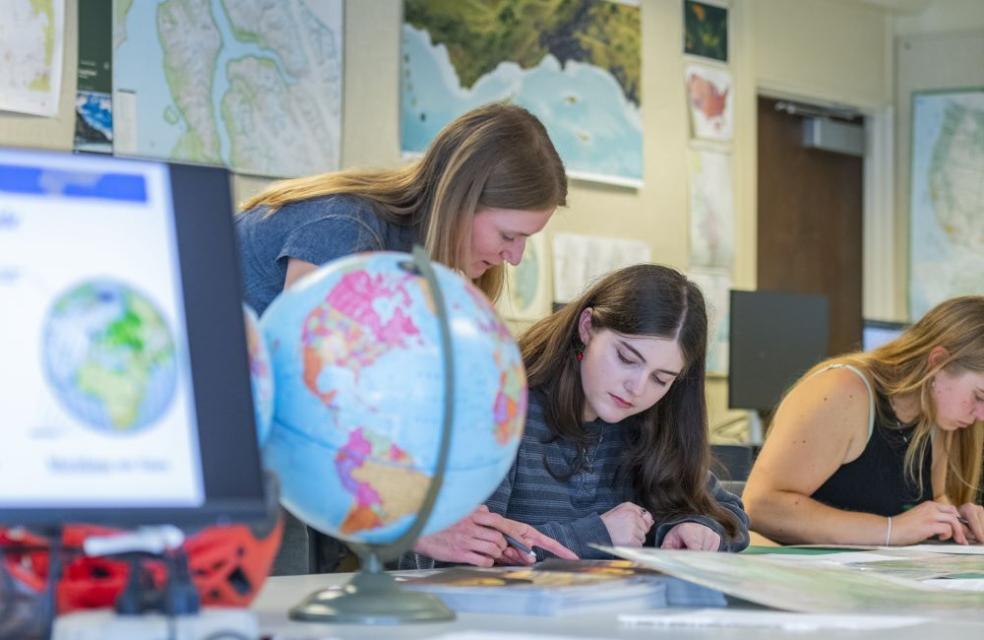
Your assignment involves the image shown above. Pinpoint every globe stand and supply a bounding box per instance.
[288,553,453,624]
[288,247,457,625]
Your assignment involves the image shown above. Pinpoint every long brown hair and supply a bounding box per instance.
[240,103,567,302]
[799,296,984,503]
[520,264,741,537]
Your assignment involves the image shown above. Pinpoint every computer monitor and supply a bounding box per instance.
[0,147,267,527]
[728,289,829,412]
[862,318,907,351]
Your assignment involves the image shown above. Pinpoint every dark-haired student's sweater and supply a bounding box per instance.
[402,391,750,569]
[483,390,750,559]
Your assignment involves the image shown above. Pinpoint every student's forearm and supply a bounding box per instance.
[746,490,890,545]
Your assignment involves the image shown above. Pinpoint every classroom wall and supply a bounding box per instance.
[891,5,984,321]
[0,0,913,442]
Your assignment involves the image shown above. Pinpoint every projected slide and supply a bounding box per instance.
[0,150,203,508]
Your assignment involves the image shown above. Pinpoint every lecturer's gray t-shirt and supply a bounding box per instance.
[236,194,419,315]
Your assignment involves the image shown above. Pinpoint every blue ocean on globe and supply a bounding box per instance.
[261,252,527,545]
[43,280,177,433]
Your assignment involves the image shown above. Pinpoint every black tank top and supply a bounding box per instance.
[811,388,933,517]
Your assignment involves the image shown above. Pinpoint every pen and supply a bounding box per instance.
[503,533,533,556]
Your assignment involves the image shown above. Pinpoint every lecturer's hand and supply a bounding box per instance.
[413,506,577,567]
[660,522,721,551]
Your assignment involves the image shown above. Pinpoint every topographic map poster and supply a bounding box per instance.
[688,146,734,269]
[113,0,342,178]
[0,0,64,116]
[401,0,642,187]
[685,63,733,142]
[909,89,984,319]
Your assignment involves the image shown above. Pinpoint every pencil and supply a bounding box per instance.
[503,533,533,555]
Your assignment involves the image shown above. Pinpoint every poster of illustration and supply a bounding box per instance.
[685,64,734,142]
[684,0,728,62]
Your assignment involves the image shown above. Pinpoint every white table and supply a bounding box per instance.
[253,572,984,640]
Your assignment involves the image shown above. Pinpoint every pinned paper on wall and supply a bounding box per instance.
[0,0,65,117]
[683,0,729,62]
[552,233,651,304]
[688,146,734,269]
[497,233,552,322]
[685,64,734,142]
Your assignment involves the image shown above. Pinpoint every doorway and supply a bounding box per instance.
[756,96,864,357]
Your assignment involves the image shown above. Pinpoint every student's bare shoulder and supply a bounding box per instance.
[775,366,871,436]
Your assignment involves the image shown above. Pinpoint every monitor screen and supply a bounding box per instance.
[728,290,829,412]
[0,148,266,526]
[862,319,907,351]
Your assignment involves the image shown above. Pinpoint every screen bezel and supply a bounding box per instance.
[1,154,268,527]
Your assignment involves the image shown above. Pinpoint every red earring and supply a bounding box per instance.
[576,351,584,361]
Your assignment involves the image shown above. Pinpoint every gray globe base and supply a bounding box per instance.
[289,569,455,625]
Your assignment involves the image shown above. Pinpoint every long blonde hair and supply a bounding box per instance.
[240,103,567,302]
[800,296,984,503]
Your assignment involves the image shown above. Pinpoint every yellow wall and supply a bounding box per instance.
[0,0,915,441]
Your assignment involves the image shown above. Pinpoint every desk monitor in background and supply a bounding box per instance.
[863,319,908,352]
[0,147,266,527]
[728,290,829,413]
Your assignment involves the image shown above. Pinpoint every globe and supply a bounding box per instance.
[260,252,527,545]
[43,279,177,432]
[244,305,274,446]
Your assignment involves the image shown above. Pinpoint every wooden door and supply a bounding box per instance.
[757,96,863,356]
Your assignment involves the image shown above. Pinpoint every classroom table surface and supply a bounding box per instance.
[254,571,984,640]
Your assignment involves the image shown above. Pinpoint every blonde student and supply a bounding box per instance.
[744,296,984,546]
[236,103,572,573]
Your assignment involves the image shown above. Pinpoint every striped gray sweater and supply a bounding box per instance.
[403,390,749,569]
[484,389,750,559]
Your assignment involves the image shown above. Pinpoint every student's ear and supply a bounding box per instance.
[928,346,950,370]
[578,307,594,346]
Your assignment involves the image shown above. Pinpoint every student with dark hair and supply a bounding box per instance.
[479,264,749,558]
[237,103,572,574]
[744,296,984,546]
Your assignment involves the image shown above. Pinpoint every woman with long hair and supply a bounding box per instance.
[743,296,984,545]
[238,103,573,574]
[481,264,748,557]
[237,102,567,315]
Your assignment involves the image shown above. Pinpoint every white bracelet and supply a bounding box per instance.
[884,516,893,546]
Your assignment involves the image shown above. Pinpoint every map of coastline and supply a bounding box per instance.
[909,91,984,318]
[404,0,640,106]
[402,0,642,185]
[114,0,342,178]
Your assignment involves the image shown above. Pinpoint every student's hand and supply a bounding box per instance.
[660,522,721,551]
[601,502,654,547]
[958,503,984,544]
[892,501,968,545]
